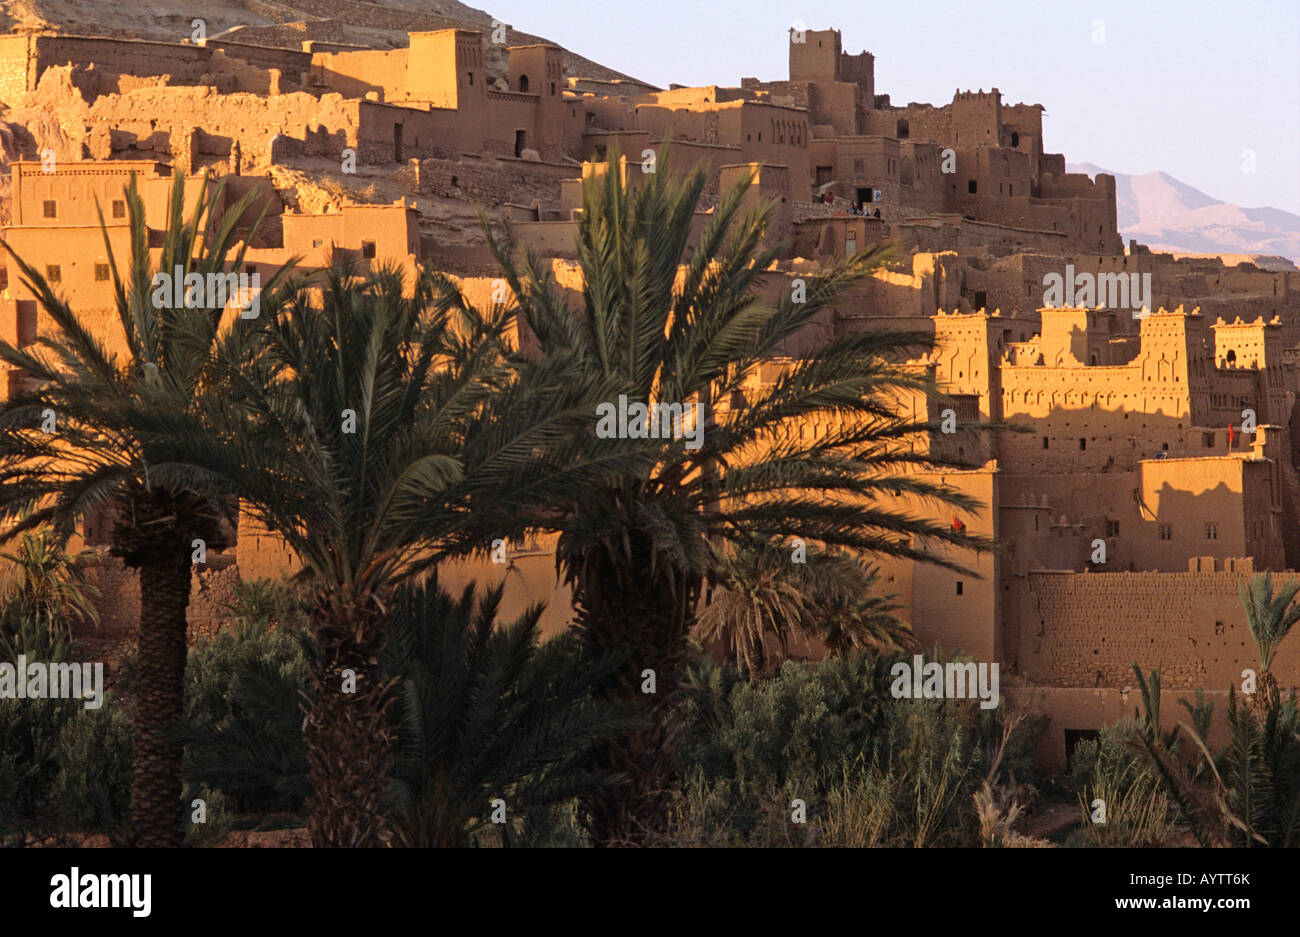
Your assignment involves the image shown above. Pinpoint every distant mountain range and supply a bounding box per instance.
[1069,162,1300,267]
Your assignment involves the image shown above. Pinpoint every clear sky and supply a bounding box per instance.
[485,0,1300,214]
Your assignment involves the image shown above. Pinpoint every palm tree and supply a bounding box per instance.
[219,262,616,846]
[480,148,993,845]
[695,541,908,676]
[1127,663,1300,847]
[0,527,100,634]
[176,575,642,847]
[1239,571,1300,709]
[695,541,810,678]
[0,169,293,846]
[383,578,639,847]
[804,555,911,655]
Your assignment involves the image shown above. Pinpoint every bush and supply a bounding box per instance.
[0,601,133,839]
[668,647,1043,847]
[0,696,73,825]
[181,783,233,847]
[1066,720,1174,847]
[0,603,85,832]
[222,577,310,631]
[179,617,311,813]
[50,702,132,834]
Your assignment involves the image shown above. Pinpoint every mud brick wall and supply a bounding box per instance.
[416,156,573,208]
[90,88,361,167]
[0,34,31,107]
[207,40,312,75]
[70,551,245,681]
[1018,566,1300,691]
[75,550,243,643]
[34,36,212,89]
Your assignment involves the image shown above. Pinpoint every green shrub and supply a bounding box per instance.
[670,647,1043,847]
[178,618,311,813]
[223,577,309,631]
[1067,719,1174,847]
[50,702,132,833]
[182,783,233,847]
[0,603,133,838]
[0,696,73,823]
[0,604,83,830]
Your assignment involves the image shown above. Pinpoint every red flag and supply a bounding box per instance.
[1228,424,1236,448]
[952,515,966,534]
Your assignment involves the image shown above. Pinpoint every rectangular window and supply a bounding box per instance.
[1106,520,1119,538]
[1079,437,1087,451]
[1206,523,1218,540]
[1042,436,1049,449]
[111,200,126,219]
[362,240,377,259]
[1158,523,1172,540]
[1203,432,1215,447]
[94,263,110,282]
[45,264,61,283]
[967,180,977,194]
[43,200,57,219]
[955,581,963,595]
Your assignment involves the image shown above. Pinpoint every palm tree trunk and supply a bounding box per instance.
[304,597,395,847]
[749,632,767,681]
[131,552,192,848]
[575,539,699,847]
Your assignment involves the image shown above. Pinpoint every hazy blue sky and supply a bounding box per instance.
[487,0,1300,214]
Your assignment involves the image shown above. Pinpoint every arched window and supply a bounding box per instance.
[519,74,530,92]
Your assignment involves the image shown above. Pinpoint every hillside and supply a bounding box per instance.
[0,0,653,87]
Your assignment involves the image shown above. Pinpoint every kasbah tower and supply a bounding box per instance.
[1,18,1297,770]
